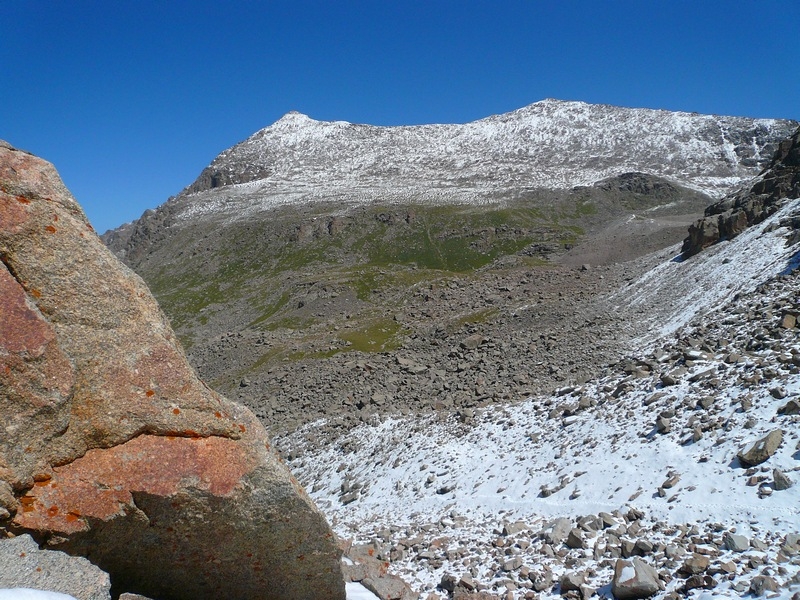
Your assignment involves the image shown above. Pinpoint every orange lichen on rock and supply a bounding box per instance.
[0,192,32,233]
[14,434,253,535]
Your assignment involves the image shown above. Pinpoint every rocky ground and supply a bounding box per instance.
[277,199,800,599]
[218,259,631,440]
[103,150,724,441]
[154,178,708,439]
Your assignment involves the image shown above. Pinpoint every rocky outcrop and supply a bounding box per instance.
[0,141,344,599]
[682,126,800,256]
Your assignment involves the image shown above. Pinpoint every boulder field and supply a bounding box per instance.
[0,140,345,600]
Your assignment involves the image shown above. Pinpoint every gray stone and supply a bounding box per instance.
[661,474,680,489]
[363,574,417,600]
[660,370,683,386]
[611,558,661,599]
[439,574,457,593]
[502,556,523,572]
[566,528,586,549]
[780,312,797,329]
[530,569,554,592]
[502,520,528,536]
[458,573,477,591]
[770,386,788,399]
[683,574,715,592]
[737,429,783,466]
[723,532,749,552]
[460,334,485,350]
[749,575,779,596]
[0,534,111,600]
[678,554,709,576]
[543,517,573,545]
[773,468,794,490]
[655,416,671,434]
[559,571,586,592]
[633,539,654,555]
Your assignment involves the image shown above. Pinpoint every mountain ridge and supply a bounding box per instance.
[179,99,796,202]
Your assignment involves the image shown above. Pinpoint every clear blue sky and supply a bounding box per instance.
[3,1,799,233]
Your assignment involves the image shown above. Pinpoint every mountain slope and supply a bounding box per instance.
[102,102,797,435]
[280,137,800,600]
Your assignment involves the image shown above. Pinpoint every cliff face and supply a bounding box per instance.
[0,140,344,600]
[682,126,800,257]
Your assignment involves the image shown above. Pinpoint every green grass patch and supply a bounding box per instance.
[338,318,406,353]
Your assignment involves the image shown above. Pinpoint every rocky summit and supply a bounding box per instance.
[0,141,344,600]
[683,126,800,256]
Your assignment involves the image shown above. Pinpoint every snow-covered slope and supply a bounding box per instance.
[280,198,800,599]
[173,100,796,223]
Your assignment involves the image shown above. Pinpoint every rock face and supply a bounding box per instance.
[0,141,344,599]
[0,534,110,600]
[682,126,800,256]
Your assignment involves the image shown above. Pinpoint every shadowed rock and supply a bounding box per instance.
[0,141,344,599]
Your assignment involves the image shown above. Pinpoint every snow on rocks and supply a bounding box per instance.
[279,211,800,598]
[738,429,785,467]
[611,558,662,599]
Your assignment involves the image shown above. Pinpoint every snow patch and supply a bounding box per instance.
[0,591,77,600]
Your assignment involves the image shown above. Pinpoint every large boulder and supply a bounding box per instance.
[0,141,344,599]
[611,558,661,599]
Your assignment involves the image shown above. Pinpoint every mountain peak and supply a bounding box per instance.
[271,110,317,128]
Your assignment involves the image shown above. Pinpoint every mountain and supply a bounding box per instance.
[95,102,800,598]
[102,101,797,438]
[683,126,800,256]
[188,99,792,198]
[108,99,795,255]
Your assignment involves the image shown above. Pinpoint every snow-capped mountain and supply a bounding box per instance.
[171,99,796,223]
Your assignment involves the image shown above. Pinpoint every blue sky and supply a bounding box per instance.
[3,1,799,233]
